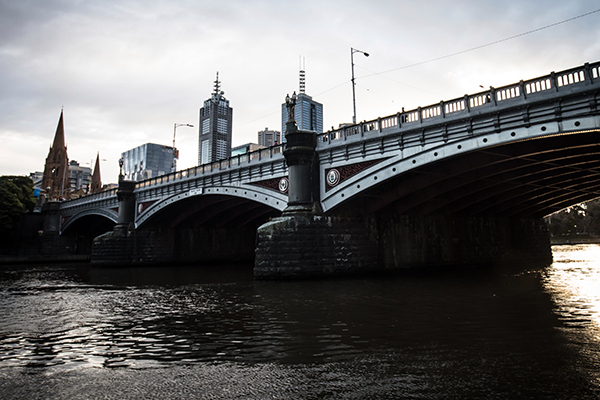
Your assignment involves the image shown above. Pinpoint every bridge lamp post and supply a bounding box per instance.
[351,47,369,125]
[172,123,194,172]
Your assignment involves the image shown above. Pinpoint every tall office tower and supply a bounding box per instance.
[42,110,70,200]
[281,63,323,139]
[257,128,281,147]
[198,73,233,165]
[121,143,175,181]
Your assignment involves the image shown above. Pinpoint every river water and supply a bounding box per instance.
[0,245,599,399]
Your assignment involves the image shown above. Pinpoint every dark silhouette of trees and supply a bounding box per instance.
[0,176,35,239]
[546,199,600,237]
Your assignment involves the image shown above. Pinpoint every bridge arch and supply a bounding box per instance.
[136,184,286,228]
[60,210,117,254]
[61,209,118,232]
[322,117,600,219]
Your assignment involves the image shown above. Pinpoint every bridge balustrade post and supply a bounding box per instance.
[551,72,559,92]
[519,80,527,100]
[489,87,497,106]
[584,63,593,85]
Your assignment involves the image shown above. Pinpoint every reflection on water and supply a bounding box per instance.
[545,245,600,329]
[0,246,599,399]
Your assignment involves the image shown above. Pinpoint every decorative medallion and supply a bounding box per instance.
[251,177,289,194]
[278,177,289,193]
[136,200,157,216]
[325,159,388,191]
[326,169,341,187]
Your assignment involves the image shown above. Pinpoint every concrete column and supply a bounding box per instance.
[116,178,136,233]
[282,120,317,214]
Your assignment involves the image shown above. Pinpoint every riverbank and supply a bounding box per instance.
[0,254,90,266]
[550,235,600,245]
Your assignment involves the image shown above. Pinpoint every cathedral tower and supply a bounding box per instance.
[42,111,70,200]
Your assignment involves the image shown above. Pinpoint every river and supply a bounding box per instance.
[0,245,599,399]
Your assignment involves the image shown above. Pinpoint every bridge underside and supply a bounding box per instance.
[61,214,116,254]
[336,129,600,219]
[92,195,281,266]
[142,194,281,231]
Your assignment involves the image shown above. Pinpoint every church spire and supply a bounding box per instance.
[42,110,70,200]
[52,109,66,152]
[90,152,102,194]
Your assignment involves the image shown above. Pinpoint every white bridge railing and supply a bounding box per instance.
[318,61,600,144]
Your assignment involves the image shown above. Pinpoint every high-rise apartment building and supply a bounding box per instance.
[68,160,91,192]
[281,65,323,139]
[257,128,281,147]
[198,73,233,165]
[121,143,174,181]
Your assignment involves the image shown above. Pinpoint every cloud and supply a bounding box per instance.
[1,0,599,181]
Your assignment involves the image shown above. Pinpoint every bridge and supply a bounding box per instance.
[47,61,600,278]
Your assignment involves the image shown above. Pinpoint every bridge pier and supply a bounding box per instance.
[36,201,77,256]
[256,210,552,279]
[255,121,380,278]
[91,178,138,266]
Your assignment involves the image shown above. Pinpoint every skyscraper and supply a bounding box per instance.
[258,128,281,147]
[198,73,233,165]
[281,65,323,138]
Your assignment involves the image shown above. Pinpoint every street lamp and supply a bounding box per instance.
[351,47,369,125]
[172,123,194,172]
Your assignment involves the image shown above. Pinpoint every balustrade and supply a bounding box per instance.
[317,61,599,146]
[496,85,520,101]
[444,99,466,114]
[525,78,551,94]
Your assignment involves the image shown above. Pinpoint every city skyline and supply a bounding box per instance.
[1,0,599,182]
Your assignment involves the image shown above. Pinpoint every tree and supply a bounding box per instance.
[0,176,35,238]
[546,199,600,236]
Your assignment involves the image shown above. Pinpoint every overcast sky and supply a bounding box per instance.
[1,0,599,182]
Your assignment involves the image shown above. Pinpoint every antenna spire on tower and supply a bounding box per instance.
[213,72,221,96]
[299,56,306,94]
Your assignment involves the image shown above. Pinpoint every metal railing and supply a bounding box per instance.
[135,144,284,190]
[318,61,600,145]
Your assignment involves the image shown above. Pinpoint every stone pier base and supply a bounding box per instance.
[91,224,256,267]
[254,213,552,279]
[255,214,378,279]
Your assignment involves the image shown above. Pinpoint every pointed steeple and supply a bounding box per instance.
[90,152,102,194]
[52,110,66,154]
[42,110,70,200]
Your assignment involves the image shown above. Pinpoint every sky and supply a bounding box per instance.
[1,0,599,183]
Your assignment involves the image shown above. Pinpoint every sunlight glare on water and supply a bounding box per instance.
[546,244,600,329]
